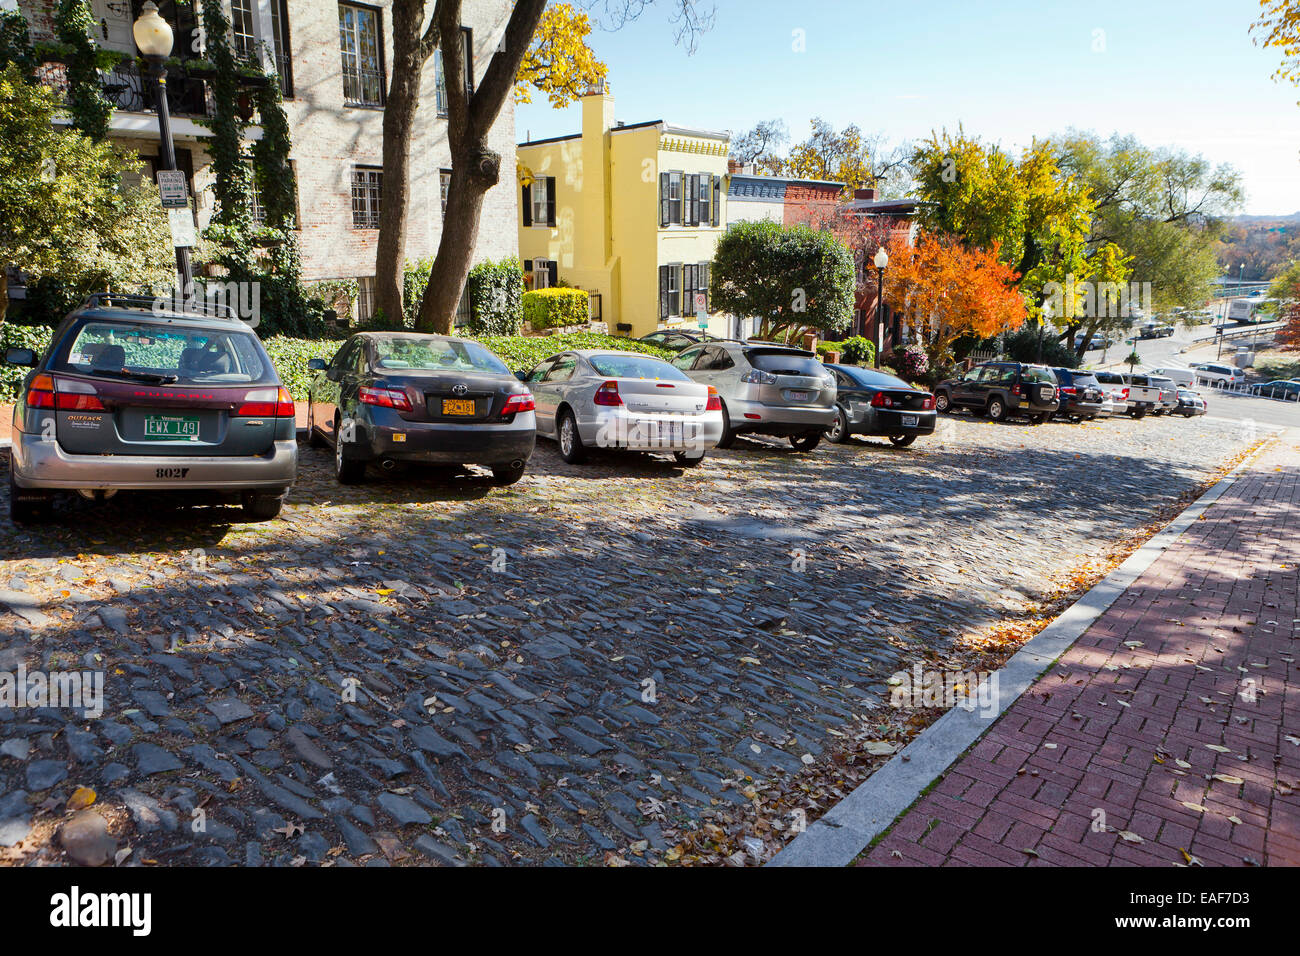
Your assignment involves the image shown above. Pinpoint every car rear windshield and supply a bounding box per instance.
[52,319,275,385]
[841,366,909,390]
[746,350,824,376]
[372,336,508,374]
[1093,371,1123,383]
[587,354,688,380]
[1022,366,1057,384]
[1072,373,1100,387]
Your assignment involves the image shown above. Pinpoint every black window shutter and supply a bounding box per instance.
[683,264,694,309]
[711,176,720,226]
[522,184,532,227]
[700,262,710,310]
[545,177,556,227]
[658,266,668,318]
[660,172,670,227]
[547,260,557,288]
[672,263,682,315]
[523,259,533,272]
[686,174,698,226]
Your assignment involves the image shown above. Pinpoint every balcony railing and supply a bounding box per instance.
[342,65,384,107]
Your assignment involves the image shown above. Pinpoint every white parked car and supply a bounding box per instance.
[1091,370,1129,418]
[1193,363,1246,388]
[1149,367,1196,389]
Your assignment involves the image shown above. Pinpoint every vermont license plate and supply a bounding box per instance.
[441,399,476,416]
[901,415,918,427]
[144,415,200,440]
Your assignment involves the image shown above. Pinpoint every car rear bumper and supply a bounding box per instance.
[727,398,836,434]
[846,405,937,435]
[577,408,723,452]
[1060,400,1106,417]
[11,433,297,492]
[351,411,537,465]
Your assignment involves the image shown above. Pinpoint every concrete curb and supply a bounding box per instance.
[767,437,1276,868]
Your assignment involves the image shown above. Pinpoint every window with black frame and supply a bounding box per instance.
[339,3,384,107]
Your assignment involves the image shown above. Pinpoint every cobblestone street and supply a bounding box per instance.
[0,414,1257,865]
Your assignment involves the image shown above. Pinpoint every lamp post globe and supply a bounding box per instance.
[133,2,174,58]
[872,246,888,367]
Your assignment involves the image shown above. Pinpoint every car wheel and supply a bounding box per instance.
[935,391,951,414]
[789,431,821,452]
[673,450,706,467]
[826,406,849,443]
[1131,407,1147,420]
[242,493,283,521]
[1028,414,1046,425]
[714,400,736,449]
[557,409,587,464]
[987,398,1007,422]
[334,419,366,484]
[9,464,52,524]
[491,462,527,485]
[889,434,917,447]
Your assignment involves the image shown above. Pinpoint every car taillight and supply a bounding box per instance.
[870,392,893,408]
[1121,388,1130,400]
[25,373,55,408]
[705,386,722,411]
[501,392,535,415]
[921,394,935,410]
[238,386,296,417]
[1060,386,1076,396]
[357,386,412,412]
[593,381,623,406]
[1011,384,1021,396]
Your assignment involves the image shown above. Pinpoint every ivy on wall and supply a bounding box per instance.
[54,0,112,140]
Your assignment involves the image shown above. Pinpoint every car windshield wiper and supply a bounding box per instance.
[88,369,178,384]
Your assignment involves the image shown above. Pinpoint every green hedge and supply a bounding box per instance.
[467,258,524,335]
[0,325,55,403]
[522,288,589,331]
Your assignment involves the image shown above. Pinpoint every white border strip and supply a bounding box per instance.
[768,438,1276,867]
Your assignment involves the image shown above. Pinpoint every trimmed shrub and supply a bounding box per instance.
[0,324,55,402]
[838,336,876,366]
[472,332,672,375]
[522,287,589,331]
[889,343,929,379]
[261,336,342,400]
[467,257,524,335]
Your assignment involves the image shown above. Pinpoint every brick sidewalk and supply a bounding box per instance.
[863,438,1300,867]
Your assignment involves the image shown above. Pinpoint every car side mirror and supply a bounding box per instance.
[514,370,528,382]
[307,358,327,371]
[4,348,36,367]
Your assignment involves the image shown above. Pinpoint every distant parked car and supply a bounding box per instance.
[1138,322,1175,339]
[822,364,935,447]
[1073,332,1111,351]
[1193,363,1246,388]
[1248,379,1300,400]
[673,341,836,451]
[1175,390,1207,417]
[1091,370,1130,418]
[306,332,536,485]
[934,362,1059,423]
[1149,375,1181,415]
[524,350,722,466]
[637,329,722,352]
[1049,367,1107,421]
[1149,367,1196,389]
[5,294,297,523]
[1119,374,1164,418]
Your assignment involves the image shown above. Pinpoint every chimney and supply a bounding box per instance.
[855,187,879,201]
[727,158,742,174]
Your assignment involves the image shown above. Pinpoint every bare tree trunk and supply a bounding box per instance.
[0,270,8,326]
[374,0,439,328]
[415,0,547,333]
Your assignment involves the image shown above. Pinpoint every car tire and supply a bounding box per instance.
[242,493,283,521]
[789,431,822,452]
[889,434,917,447]
[1028,413,1047,425]
[935,391,951,414]
[491,462,527,485]
[714,401,736,449]
[826,406,850,443]
[9,464,52,524]
[673,450,706,467]
[1131,407,1147,420]
[987,398,1007,422]
[334,419,366,484]
[557,409,587,464]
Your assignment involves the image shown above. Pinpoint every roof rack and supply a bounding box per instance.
[79,292,242,322]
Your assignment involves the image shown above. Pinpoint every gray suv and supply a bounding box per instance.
[5,294,297,523]
[672,341,836,450]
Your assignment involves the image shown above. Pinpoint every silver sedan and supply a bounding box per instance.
[522,350,724,466]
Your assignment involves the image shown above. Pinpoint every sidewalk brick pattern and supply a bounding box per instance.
[863,440,1300,867]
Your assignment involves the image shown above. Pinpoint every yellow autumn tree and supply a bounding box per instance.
[1253,0,1300,85]
[515,3,608,108]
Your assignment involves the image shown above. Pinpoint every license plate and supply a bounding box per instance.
[788,391,809,402]
[901,415,918,427]
[144,414,200,440]
[441,399,476,416]
[663,421,683,443]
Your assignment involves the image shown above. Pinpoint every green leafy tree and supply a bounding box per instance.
[710,220,855,342]
[0,65,172,323]
[0,9,33,72]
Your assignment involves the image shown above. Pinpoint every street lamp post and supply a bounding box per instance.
[873,246,888,368]
[133,2,193,300]
[1038,301,1051,364]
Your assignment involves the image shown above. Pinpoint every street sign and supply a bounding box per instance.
[156,170,189,209]
[167,207,197,249]
[694,293,707,329]
[694,292,706,312]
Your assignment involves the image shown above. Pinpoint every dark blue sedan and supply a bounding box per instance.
[822,364,937,447]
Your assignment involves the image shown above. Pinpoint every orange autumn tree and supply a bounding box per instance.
[881,230,1027,372]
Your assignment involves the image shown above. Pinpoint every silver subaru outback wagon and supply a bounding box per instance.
[5,294,297,523]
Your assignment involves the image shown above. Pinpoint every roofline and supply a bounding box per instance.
[729,173,845,189]
[520,119,730,147]
[661,123,730,142]
[517,132,581,148]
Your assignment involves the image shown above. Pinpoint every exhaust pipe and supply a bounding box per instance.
[380,458,397,471]
[509,459,525,470]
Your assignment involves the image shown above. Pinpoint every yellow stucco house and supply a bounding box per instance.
[516,83,730,338]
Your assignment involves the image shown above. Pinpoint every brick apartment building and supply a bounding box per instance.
[14,0,518,320]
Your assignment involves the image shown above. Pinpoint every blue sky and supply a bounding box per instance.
[516,0,1300,215]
